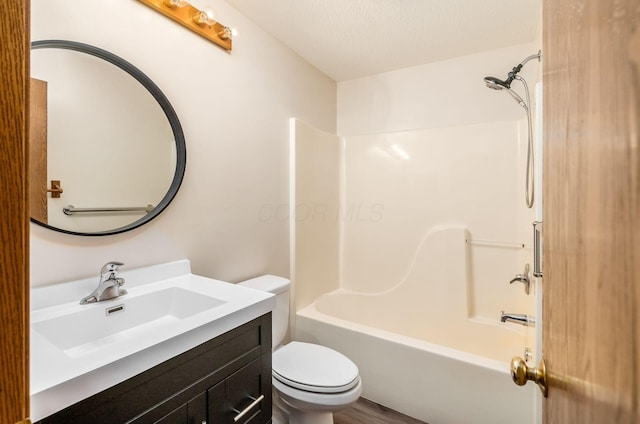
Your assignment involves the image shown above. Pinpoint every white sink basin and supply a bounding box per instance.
[30,260,275,421]
[33,287,226,358]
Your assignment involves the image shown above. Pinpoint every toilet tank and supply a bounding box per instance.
[237,275,290,348]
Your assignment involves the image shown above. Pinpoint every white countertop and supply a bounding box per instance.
[30,260,275,421]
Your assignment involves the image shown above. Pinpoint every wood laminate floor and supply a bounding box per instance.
[334,398,428,424]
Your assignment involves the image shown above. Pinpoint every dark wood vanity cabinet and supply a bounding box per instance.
[36,314,272,424]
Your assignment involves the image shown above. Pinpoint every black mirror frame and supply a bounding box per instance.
[30,40,187,236]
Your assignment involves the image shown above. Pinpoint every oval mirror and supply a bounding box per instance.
[29,40,186,236]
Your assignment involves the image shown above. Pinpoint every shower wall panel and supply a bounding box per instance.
[341,121,534,320]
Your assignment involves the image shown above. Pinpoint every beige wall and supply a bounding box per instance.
[30,0,336,286]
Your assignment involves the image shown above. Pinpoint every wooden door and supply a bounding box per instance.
[0,0,31,424]
[29,78,48,224]
[542,0,640,422]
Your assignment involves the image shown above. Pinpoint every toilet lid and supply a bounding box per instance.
[272,342,360,394]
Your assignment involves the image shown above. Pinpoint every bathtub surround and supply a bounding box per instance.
[294,226,535,423]
[308,227,529,361]
[291,43,540,423]
[334,45,540,321]
[340,123,534,320]
[291,118,537,325]
[291,118,538,422]
[290,120,341,311]
[30,0,336,286]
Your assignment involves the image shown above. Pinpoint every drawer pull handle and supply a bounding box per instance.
[232,394,265,422]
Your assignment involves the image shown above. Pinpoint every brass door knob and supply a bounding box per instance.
[511,356,548,397]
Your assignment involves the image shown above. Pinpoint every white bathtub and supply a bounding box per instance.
[293,227,536,424]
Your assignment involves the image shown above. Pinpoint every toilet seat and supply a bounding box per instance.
[273,374,363,412]
[273,342,360,394]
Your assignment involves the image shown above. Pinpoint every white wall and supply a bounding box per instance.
[30,0,336,286]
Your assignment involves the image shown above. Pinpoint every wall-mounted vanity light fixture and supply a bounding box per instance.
[136,0,236,51]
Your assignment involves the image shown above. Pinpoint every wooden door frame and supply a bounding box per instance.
[0,0,31,423]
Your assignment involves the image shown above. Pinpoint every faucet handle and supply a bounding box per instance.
[100,261,124,277]
[509,264,531,295]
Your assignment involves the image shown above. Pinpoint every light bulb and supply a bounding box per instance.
[163,0,188,8]
[218,26,238,40]
[192,7,217,26]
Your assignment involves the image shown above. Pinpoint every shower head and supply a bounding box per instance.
[483,50,541,92]
[484,76,511,90]
[483,53,541,210]
[483,76,526,109]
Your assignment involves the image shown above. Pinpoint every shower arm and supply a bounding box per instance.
[519,51,542,68]
[507,50,542,85]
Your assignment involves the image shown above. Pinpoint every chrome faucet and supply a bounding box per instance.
[79,261,127,304]
[500,311,535,327]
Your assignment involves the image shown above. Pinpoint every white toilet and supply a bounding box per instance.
[238,275,362,424]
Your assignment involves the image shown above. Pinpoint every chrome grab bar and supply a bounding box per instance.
[533,221,543,277]
[465,238,525,249]
[63,204,154,215]
[232,394,264,422]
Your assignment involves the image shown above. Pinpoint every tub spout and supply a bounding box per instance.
[501,311,535,327]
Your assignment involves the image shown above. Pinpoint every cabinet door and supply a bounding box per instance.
[208,358,270,424]
[187,392,207,424]
[208,380,227,423]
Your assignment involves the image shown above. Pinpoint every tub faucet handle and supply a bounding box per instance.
[509,264,531,295]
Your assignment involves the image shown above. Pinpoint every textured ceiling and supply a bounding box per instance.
[224,0,540,81]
